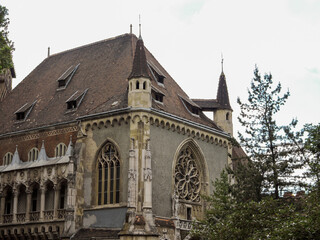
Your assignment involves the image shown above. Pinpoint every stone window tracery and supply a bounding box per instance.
[28,148,39,162]
[174,146,201,202]
[97,141,120,205]
[55,143,67,158]
[3,152,13,165]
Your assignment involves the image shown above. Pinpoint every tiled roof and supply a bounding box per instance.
[71,228,120,239]
[0,33,220,135]
[128,38,151,80]
[192,72,232,111]
[216,72,232,110]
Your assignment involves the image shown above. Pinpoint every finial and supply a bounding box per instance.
[139,15,142,39]
[221,53,224,73]
[130,24,133,34]
[48,47,50,57]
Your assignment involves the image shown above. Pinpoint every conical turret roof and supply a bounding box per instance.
[128,38,151,80]
[216,72,232,110]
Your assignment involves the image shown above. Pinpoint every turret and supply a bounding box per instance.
[128,37,152,108]
[214,70,233,136]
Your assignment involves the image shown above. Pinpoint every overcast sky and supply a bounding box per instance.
[3,0,320,135]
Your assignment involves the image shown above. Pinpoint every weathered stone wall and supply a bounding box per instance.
[150,124,228,218]
[76,118,130,228]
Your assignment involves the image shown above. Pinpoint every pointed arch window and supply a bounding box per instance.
[3,152,13,165]
[28,148,39,162]
[55,143,67,157]
[174,146,201,202]
[97,141,120,205]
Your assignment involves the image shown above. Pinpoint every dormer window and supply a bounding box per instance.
[57,64,80,90]
[14,101,37,121]
[67,100,77,109]
[66,89,88,111]
[179,95,201,117]
[16,112,25,120]
[152,86,165,103]
[147,61,166,85]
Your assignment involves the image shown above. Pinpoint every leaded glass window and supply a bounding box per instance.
[97,141,120,205]
[174,146,201,202]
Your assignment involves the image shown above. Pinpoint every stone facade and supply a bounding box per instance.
[0,33,233,239]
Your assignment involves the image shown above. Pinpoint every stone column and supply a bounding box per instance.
[53,185,60,219]
[39,185,46,220]
[25,189,32,222]
[143,140,152,209]
[143,140,155,232]
[128,138,137,209]
[12,188,19,223]
[0,193,5,223]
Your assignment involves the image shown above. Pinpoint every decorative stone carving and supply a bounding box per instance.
[172,190,180,217]
[143,168,152,181]
[174,147,200,202]
[128,169,136,180]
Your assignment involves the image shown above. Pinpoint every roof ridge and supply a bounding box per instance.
[48,33,136,58]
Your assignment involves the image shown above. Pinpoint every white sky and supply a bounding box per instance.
[3,0,320,135]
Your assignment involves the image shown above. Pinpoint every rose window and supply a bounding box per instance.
[174,147,201,202]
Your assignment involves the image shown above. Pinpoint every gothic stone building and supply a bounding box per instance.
[0,33,236,240]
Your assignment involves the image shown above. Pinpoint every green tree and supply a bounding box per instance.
[237,66,303,199]
[303,123,320,192]
[0,4,14,73]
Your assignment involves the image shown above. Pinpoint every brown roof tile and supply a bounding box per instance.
[128,38,151,80]
[216,72,232,110]
[0,33,221,135]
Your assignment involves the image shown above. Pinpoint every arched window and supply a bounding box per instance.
[136,81,140,90]
[28,148,39,162]
[226,112,230,120]
[143,81,146,90]
[174,146,201,202]
[97,141,120,205]
[3,152,13,165]
[55,143,67,157]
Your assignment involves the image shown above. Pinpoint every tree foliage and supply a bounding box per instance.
[192,66,320,239]
[0,4,14,73]
[192,170,320,240]
[237,66,303,199]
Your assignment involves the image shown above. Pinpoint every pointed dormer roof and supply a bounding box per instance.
[128,38,151,80]
[66,136,73,157]
[11,146,22,165]
[37,140,48,161]
[216,71,232,110]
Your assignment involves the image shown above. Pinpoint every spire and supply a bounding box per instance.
[217,70,232,110]
[11,146,22,165]
[128,37,151,80]
[66,135,73,157]
[139,15,142,39]
[37,140,48,161]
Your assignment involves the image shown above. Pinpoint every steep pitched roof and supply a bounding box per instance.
[216,72,232,110]
[0,33,221,136]
[192,71,232,111]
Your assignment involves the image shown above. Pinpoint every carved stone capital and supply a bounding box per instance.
[128,169,137,180]
[143,168,152,181]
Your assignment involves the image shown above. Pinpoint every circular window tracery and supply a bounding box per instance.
[174,146,201,202]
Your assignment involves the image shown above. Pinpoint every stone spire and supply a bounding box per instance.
[128,38,151,80]
[66,135,73,157]
[11,146,22,165]
[37,140,48,161]
[217,71,232,110]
